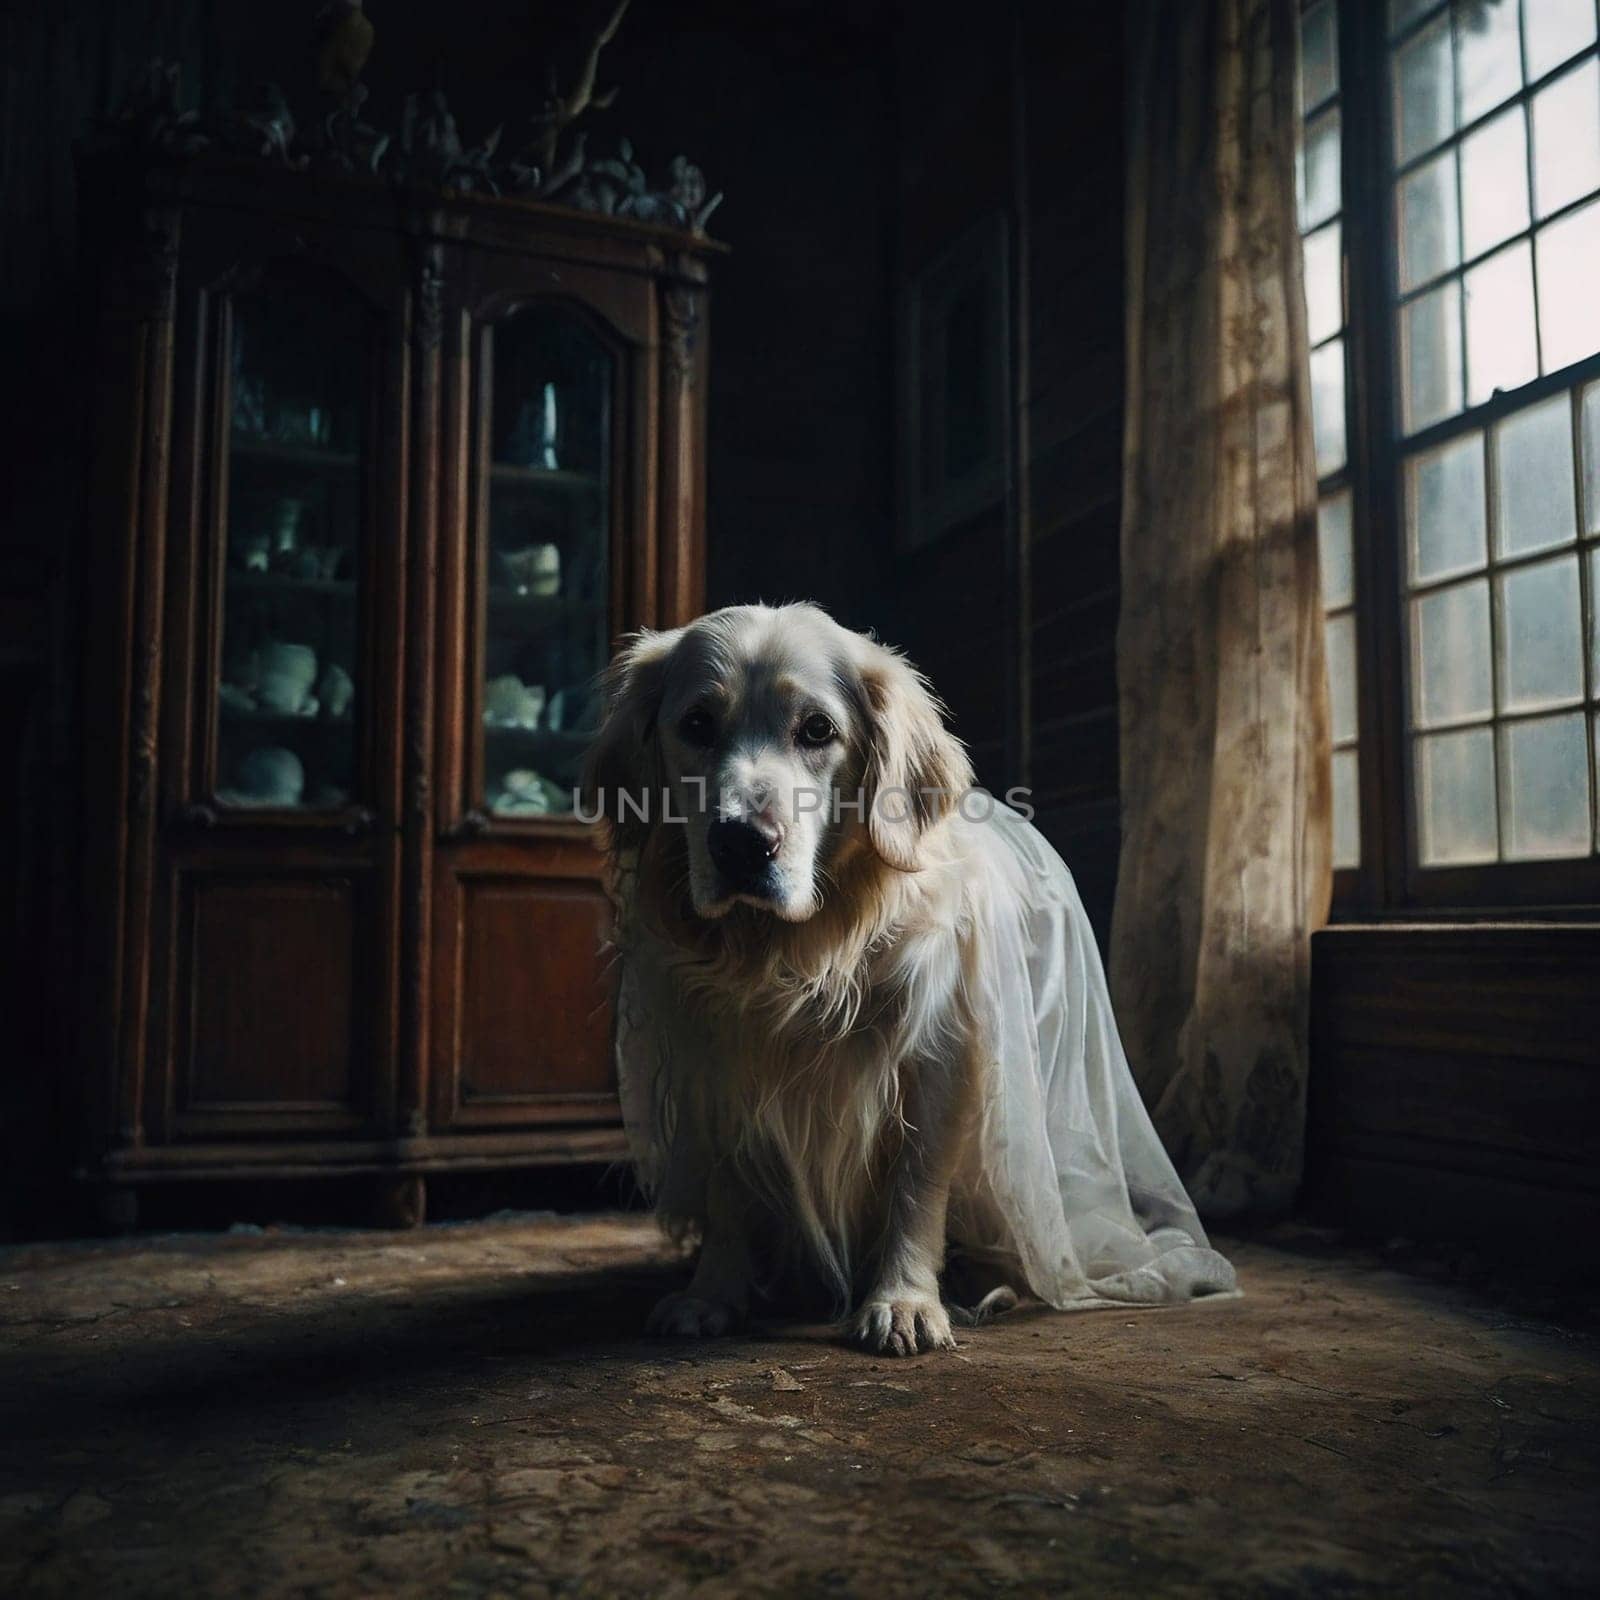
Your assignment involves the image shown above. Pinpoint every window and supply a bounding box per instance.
[1299,0,1600,910]
[1299,1,1363,873]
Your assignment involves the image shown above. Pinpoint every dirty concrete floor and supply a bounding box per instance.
[1,1215,1596,1598]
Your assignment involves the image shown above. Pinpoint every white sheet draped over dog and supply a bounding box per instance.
[615,800,1236,1312]
[951,802,1236,1309]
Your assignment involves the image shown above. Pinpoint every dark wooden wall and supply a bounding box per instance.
[886,8,1014,795]
[1305,926,1600,1259]
[887,0,1126,945]
[1015,3,1126,947]
[599,4,898,629]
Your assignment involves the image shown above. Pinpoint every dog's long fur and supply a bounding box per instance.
[585,602,1004,1355]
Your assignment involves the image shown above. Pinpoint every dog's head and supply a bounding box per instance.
[583,603,972,923]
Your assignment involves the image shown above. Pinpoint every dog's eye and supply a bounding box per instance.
[797,712,837,748]
[677,707,716,747]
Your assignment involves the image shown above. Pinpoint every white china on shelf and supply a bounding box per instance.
[256,642,318,715]
[271,497,305,560]
[492,767,564,814]
[498,543,561,597]
[234,527,272,572]
[505,382,561,470]
[484,674,547,729]
[318,663,355,720]
[234,746,305,806]
[257,675,310,715]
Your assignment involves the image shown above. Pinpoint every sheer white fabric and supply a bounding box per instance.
[951,803,1237,1309]
[613,801,1237,1312]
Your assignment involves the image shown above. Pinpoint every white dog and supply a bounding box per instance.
[584,603,1234,1356]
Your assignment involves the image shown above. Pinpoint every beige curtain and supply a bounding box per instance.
[1111,0,1333,1219]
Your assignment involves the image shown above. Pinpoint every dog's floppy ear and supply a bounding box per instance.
[856,642,974,871]
[582,626,683,855]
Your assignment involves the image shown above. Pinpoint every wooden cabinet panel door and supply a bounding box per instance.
[428,251,660,1131]
[141,206,411,1146]
[431,860,615,1128]
[173,870,370,1136]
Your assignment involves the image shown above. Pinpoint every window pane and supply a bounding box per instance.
[1395,16,1456,162]
[1409,431,1488,581]
[1497,554,1585,711]
[1583,384,1600,535]
[1303,1,1339,109]
[1464,242,1538,404]
[1301,108,1342,230]
[1501,712,1592,858]
[1531,58,1600,219]
[1591,548,1600,686]
[1398,149,1461,290]
[1460,108,1530,258]
[1319,490,1356,609]
[1332,748,1361,870]
[1402,279,1464,430]
[1495,392,1578,557]
[1326,612,1360,743]
[1304,222,1343,345]
[1417,726,1500,863]
[1592,549,1600,686]
[1311,338,1347,475]
[1536,198,1600,372]
[1524,0,1598,79]
[1456,0,1524,125]
[1413,577,1494,726]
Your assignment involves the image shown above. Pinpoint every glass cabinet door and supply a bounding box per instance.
[216,271,369,811]
[481,308,612,817]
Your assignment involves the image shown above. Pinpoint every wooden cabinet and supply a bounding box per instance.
[76,154,713,1223]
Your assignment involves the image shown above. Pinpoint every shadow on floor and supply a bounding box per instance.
[1,1255,709,1451]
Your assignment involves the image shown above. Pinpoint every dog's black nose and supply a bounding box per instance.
[707,817,780,891]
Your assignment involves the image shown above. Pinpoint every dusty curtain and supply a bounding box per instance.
[1111,0,1332,1219]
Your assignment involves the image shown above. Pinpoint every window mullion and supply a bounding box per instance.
[1518,2,1547,377]
[1337,0,1411,913]
[1575,390,1599,853]
[1483,399,1508,860]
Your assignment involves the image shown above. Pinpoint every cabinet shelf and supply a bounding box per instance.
[488,464,603,493]
[231,440,360,470]
[485,588,605,620]
[220,707,354,732]
[228,572,357,599]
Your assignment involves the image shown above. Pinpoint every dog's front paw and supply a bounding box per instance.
[646,1290,742,1339]
[851,1292,957,1357]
